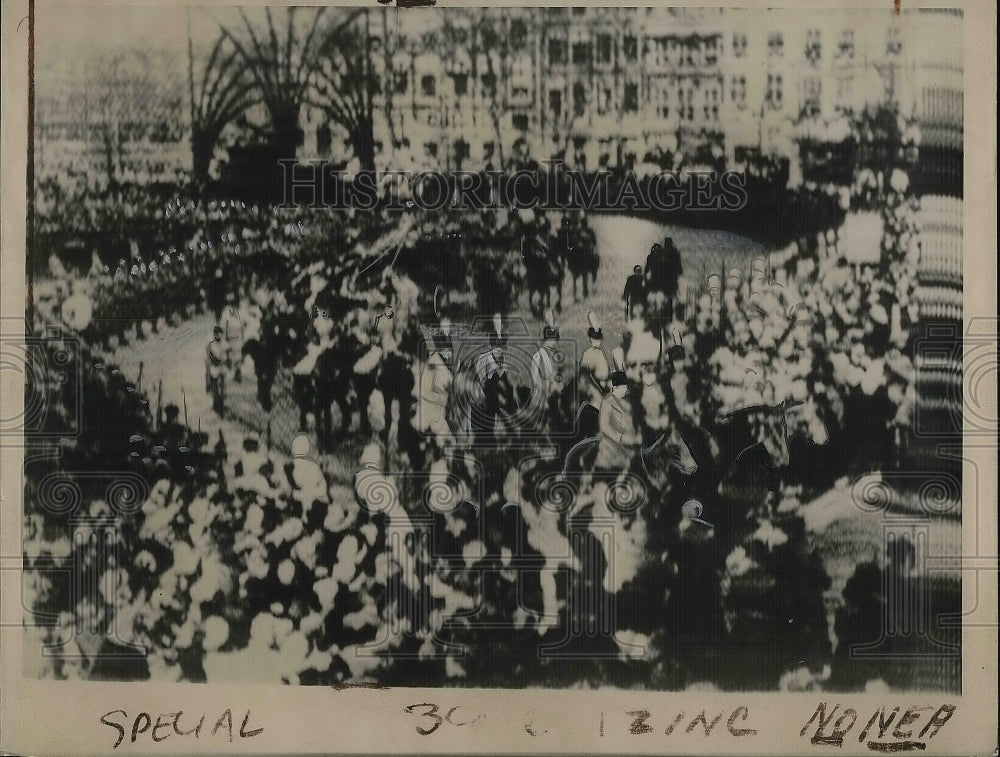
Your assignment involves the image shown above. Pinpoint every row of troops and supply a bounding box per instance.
[204,283,648,480]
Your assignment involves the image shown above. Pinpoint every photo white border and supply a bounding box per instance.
[2,1,996,754]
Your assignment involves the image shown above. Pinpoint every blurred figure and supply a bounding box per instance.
[219,299,243,381]
[239,291,264,380]
[61,279,93,333]
[530,311,563,431]
[208,267,227,319]
[644,242,664,296]
[286,433,328,516]
[661,237,683,322]
[595,370,639,475]
[417,333,454,444]
[579,311,610,408]
[623,265,645,321]
[255,309,282,412]
[206,326,227,415]
[472,319,517,446]
[302,307,337,450]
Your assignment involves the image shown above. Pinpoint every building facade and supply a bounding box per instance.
[301,6,947,178]
[34,7,962,186]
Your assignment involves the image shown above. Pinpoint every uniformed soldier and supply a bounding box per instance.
[418,334,454,444]
[530,310,564,429]
[594,369,640,475]
[472,317,517,446]
[623,265,645,321]
[579,311,611,407]
[206,326,227,414]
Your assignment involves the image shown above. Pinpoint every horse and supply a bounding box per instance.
[290,329,377,453]
[557,215,600,301]
[521,231,562,317]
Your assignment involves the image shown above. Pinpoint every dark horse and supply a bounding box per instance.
[556,214,599,301]
[522,230,562,317]
[292,329,375,453]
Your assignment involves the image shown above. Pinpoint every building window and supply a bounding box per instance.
[705,38,718,66]
[624,83,639,113]
[509,20,528,49]
[454,74,468,97]
[394,70,408,94]
[597,88,612,115]
[512,113,529,131]
[481,72,497,96]
[679,87,694,121]
[731,75,747,109]
[886,26,903,55]
[421,75,436,97]
[425,141,438,158]
[572,42,591,65]
[597,35,613,64]
[837,29,855,59]
[836,76,854,112]
[654,87,668,118]
[667,39,681,66]
[549,89,562,118]
[549,38,566,65]
[732,33,747,57]
[623,35,638,61]
[573,82,586,117]
[656,89,670,118]
[805,29,821,64]
[803,76,821,116]
[768,32,784,57]
[766,73,783,109]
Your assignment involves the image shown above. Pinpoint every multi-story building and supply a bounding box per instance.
[305,6,939,176]
[36,7,962,186]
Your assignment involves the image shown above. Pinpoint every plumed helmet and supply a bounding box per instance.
[490,312,507,348]
[586,310,602,340]
[291,433,311,457]
[543,308,559,340]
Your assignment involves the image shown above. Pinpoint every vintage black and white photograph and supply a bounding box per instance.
[1,1,996,753]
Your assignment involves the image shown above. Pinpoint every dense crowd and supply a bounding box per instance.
[23,153,961,690]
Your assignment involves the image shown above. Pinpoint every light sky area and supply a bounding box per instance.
[33,3,440,72]
[35,5,222,65]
